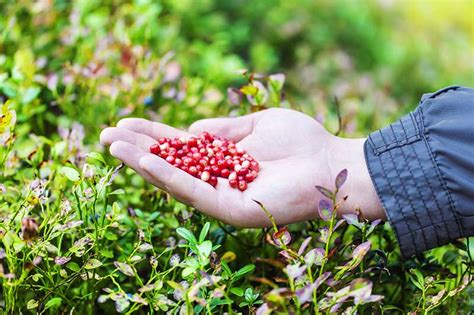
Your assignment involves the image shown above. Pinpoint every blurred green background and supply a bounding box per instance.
[1,0,472,142]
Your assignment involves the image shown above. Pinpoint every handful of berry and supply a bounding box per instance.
[150,132,259,191]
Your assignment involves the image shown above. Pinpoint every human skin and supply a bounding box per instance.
[100,108,385,227]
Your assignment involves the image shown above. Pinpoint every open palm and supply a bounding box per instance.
[100,108,340,227]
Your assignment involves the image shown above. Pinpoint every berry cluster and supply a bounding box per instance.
[150,132,259,191]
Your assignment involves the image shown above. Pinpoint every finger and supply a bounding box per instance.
[100,127,155,151]
[108,141,163,187]
[188,113,260,141]
[138,154,228,222]
[117,118,189,140]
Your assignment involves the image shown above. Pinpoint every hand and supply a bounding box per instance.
[100,108,383,227]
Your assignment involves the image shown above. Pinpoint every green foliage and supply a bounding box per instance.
[0,0,472,314]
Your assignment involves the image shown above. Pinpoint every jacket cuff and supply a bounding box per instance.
[363,110,464,258]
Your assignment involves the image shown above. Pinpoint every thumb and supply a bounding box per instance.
[188,112,260,142]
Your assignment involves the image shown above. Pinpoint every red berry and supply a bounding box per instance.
[220,169,230,178]
[189,166,198,176]
[210,165,220,175]
[150,144,160,155]
[237,167,248,176]
[166,156,175,164]
[238,180,247,191]
[229,179,238,188]
[250,161,259,171]
[187,137,197,147]
[168,147,177,156]
[199,159,208,167]
[245,172,255,183]
[208,176,218,187]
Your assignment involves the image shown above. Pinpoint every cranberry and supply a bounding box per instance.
[150,144,160,155]
[187,137,197,147]
[238,180,247,191]
[208,176,218,187]
[220,169,230,178]
[229,179,238,188]
[200,171,210,182]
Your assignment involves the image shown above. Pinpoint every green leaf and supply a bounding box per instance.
[22,86,41,104]
[197,241,212,258]
[233,264,256,281]
[44,297,62,310]
[114,261,134,276]
[85,259,102,269]
[230,287,244,296]
[66,262,80,272]
[60,166,80,181]
[27,299,38,309]
[221,261,232,278]
[199,222,210,243]
[176,227,197,244]
[86,152,106,165]
[109,189,124,195]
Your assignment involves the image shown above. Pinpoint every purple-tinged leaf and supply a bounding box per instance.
[326,277,340,288]
[304,248,325,266]
[283,263,306,280]
[227,88,243,105]
[268,73,285,91]
[330,303,342,313]
[298,237,312,255]
[334,219,345,231]
[315,185,334,199]
[54,256,70,265]
[348,278,384,304]
[272,227,291,246]
[335,169,348,189]
[342,214,364,229]
[296,283,316,304]
[351,241,371,261]
[314,271,331,288]
[256,303,271,315]
[318,227,330,243]
[318,199,333,221]
[278,250,292,260]
[367,219,382,235]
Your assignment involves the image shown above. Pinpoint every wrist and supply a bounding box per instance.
[327,136,385,220]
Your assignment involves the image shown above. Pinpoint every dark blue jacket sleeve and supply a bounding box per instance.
[364,86,474,257]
